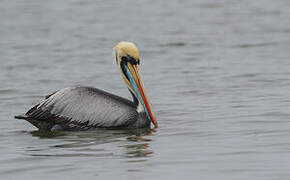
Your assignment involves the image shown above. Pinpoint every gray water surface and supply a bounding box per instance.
[1,0,290,179]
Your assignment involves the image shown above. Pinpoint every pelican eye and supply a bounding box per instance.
[121,55,139,65]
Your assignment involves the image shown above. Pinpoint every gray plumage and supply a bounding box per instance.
[15,86,150,130]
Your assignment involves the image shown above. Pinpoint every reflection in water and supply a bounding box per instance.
[27,128,155,159]
[124,136,153,158]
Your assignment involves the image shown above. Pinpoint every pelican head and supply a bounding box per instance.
[113,41,158,128]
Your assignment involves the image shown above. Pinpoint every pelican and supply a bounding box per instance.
[15,42,158,131]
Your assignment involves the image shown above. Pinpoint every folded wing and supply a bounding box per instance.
[25,86,138,129]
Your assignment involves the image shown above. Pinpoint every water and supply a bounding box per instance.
[1,0,290,179]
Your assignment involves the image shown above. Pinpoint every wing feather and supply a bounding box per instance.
[26,86,138,128]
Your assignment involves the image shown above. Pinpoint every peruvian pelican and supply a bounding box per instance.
[15,42,158,130]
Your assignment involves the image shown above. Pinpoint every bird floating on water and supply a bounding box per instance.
[15,42,158,130]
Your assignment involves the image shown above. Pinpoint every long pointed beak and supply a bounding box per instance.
[127,64,158,128]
